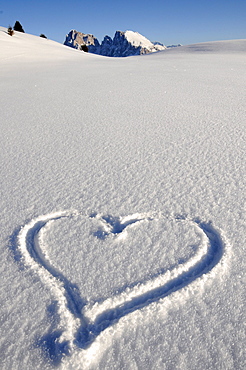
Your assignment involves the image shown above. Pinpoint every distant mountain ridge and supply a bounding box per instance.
[64,30,167,57]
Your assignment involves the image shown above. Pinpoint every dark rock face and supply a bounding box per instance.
[64,30,166,57]
[105,31,141,57]
[100,36,113,56]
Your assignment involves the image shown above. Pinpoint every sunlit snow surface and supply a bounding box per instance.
[0,27,245,369]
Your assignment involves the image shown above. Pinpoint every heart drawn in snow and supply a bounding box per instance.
[17,210,227,364]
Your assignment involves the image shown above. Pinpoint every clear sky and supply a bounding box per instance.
[0,0,245,46]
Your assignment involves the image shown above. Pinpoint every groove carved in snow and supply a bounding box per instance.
[16,210,229,364]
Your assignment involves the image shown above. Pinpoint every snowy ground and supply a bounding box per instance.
[0,27,245,369]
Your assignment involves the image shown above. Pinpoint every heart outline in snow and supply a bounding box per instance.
[15,210,228,365]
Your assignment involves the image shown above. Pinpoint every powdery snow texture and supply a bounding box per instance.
[0,26,245,369]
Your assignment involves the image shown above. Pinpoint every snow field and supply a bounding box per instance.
[0,27,245,369]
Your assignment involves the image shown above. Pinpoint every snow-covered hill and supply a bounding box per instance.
[64,29,166,56]
[0,26,246,370]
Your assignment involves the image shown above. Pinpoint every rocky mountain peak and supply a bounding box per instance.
[64,29,166,57]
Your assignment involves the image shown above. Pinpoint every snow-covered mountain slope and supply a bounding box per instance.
[64,29,166,56]
[0,26,246,369]
[124,30,166,52]
[0,26,97,62]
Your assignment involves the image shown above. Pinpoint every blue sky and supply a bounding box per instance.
[0,0,245,45]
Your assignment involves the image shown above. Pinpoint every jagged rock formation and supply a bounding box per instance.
[64,30,167,57]
[64,30,100,51]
